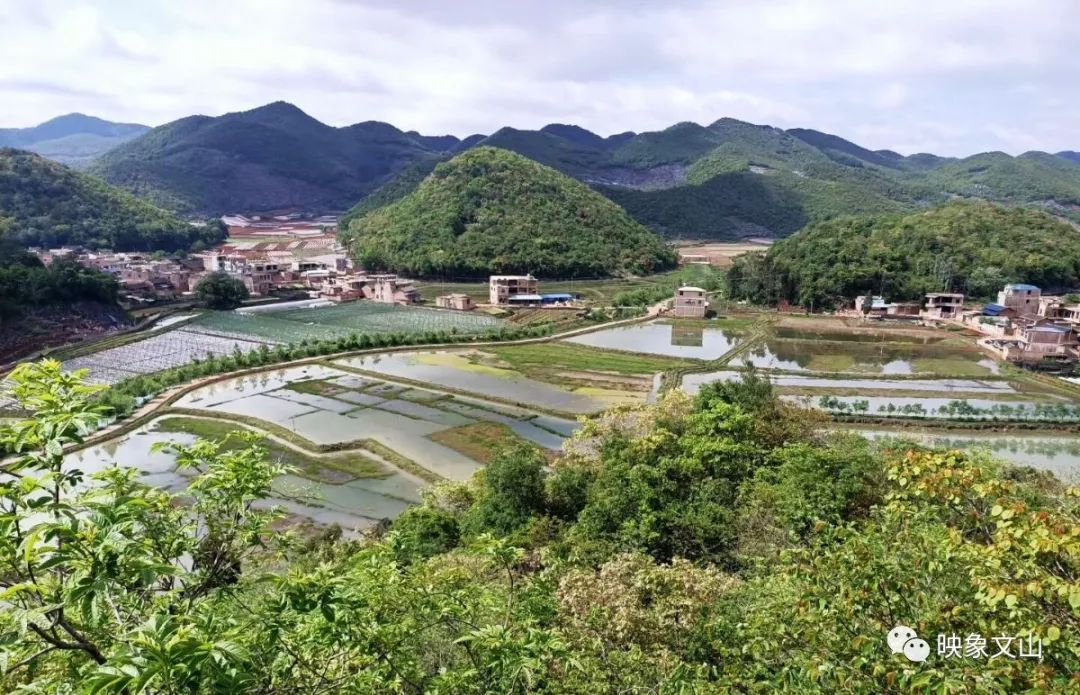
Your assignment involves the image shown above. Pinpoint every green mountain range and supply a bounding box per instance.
[50,101,1080,239]
[89,102,471,215]
[345,116,1080,239]
[340,146,676,278]
[0,114,149,168]
[0,148,224,251]
[728,200,1080,308]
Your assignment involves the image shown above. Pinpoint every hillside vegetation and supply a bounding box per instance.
[0,237,118,318]
[349,117,1080,240]
[728,200,1080,307]
[0,149,224,251]
[3,363,1077,692]
[341,147,676,278]
[90,102,463,215]
[83,101,1080,238]
[337,153,450,230]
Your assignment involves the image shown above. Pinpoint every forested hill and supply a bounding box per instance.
[340,146,676,278]
[346,119,1080,240]
[89,102,466,215]
[727,200,1080,307]
[0,149,224,252]
[81,99,1080,238]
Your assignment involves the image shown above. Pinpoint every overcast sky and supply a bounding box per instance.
[2,0,1077,156]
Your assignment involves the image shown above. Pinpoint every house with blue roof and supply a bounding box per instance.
[997,283,1040,317]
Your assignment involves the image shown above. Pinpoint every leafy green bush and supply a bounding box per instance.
[2,360,1076,692]
[194,272,250,310]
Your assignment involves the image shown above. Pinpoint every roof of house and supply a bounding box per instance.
[541,293,574,300]
[508,294,543,301]
[983,303,1008,315]
[1027,325,1069,333]
[1005,283,1040,291]
[678,286,706,293]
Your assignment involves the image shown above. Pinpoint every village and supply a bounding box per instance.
[849,283,1080,369]
[27,225,1080,374]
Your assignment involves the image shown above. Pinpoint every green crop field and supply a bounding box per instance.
[190,302,504,343]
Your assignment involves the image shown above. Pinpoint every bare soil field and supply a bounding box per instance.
[675,241,771,267]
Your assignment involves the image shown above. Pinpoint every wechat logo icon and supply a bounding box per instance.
[889,625,930,663]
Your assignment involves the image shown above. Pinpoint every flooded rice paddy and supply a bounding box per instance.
[565,320,745,360]
[680,371,1015,394]
[729,338,997,375]
[46,316,1080,530]
[66,420,423,530]
[334,350,636,414]
[846,428,1080,481]
[175,365,580,479]
[69,362,590,530]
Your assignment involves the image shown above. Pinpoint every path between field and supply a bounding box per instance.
[36,311,660,455]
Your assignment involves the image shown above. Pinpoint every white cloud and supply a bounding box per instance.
[0,0,1077,155]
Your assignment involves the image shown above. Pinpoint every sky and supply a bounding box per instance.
[1,0,1078,156]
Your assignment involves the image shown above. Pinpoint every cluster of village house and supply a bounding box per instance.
[855,284,1080,365]
[30,246,586,313]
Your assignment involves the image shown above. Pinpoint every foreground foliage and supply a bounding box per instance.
[729,200,1080,307]
[1,362,1076,692]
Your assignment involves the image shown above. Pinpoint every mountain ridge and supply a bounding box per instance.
[72,101,1080,236]
[90,102,465,215]
[0,113,150,167]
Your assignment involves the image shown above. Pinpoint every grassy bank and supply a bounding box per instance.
[489,342,692,375]
[162,407,444,484]
[429,422,531,464]
[152,416,388,483]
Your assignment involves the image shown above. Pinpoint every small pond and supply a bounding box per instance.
[564,320,744,360]
[731,338,996,376]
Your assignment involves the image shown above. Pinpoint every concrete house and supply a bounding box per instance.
[489,275,538,305]
[367,274,421,304]
[997,284,1041,317]
[922,293,964,320]
[436,293,475,311]
[674,286,708,318]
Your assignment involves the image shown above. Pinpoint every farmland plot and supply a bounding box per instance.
[191,302,503,343]
[63,329,272,385]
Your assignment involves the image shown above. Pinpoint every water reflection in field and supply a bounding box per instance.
[847,428,1080,481]
[731,338,994,375]
[335,351,612,414]
[565,320,745,360]
[65,421,422,531]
